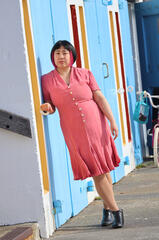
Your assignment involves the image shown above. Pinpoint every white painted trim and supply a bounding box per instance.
[67,0,83,5]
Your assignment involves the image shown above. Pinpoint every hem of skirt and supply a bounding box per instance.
[74,167,115,181]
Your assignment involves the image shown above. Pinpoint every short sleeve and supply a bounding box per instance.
[41,75,52,103]
[88,70,100,91]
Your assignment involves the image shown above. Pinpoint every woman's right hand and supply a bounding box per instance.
[40,103,55,114]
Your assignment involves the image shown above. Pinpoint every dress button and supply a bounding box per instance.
[70,91,72,94]
[75,102,78,106]
[81,113,84,117]
[83,119,86,122]
[72,98,75,101]
[79,108,82,111]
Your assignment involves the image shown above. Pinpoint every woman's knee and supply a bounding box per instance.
[93,174,106,182]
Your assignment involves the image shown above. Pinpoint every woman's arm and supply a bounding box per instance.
[93,90,118,140]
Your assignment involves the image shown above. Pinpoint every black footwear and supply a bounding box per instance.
[112,209,124,228]
[101,209,113,226]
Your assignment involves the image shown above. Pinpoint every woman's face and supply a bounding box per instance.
[54,46,71,69]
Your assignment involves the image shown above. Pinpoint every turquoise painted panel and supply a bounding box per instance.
[95,1,123,157]
[96,0,125,181]
[29,0,72,228]
[50,0,70,43]
[119,0,143,165]
[66,148,88,216]
[84,0,124,183]
[114,161,125,183]
[50,0,88,217]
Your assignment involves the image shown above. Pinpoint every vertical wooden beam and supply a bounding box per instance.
[79,6,90,69]
[115,12,131,142]
[22,0,49,192]
[70,5,82,67]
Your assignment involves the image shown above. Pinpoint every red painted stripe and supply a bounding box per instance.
[70,5,82,68]
[115,12,131,141]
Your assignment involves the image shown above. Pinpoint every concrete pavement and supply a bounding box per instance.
[50,161,159,240]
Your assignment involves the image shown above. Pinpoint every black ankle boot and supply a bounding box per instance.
[101,209,113,226]
[112,209,124,228]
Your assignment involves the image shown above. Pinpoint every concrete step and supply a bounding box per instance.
[0,223,40,240]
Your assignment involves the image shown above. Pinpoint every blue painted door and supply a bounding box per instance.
[135,0,159,153]
[29,0,88,228]
[50,0,88,217]
[29,0,72,228]
[118,0,143,165]
[84,0,125,183]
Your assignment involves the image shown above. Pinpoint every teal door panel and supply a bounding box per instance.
[119,1,143,164]
[30,0,88,228]
[84,0,115,184]
[114,161,125,183]
[49,0,88,218]
[84,0,124,182]
[96,1,125,181]
[46,114,73,227]
[95,1,123,158]
[50,0,70,43]
[135,0,159,153]
[29,0,72,228]
[66,148,88,216]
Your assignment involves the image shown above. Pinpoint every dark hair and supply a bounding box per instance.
[50,40,77,63]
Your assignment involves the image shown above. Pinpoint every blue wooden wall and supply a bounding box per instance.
[119,0,143,165]
[29,0,88,229]
[28,0,141,229]
[84,0,125,182]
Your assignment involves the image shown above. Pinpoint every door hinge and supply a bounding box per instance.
[87,180,94,192]
[102,0,113,6]
[108,0,113,5]
[134,146,141,164]
[53,200,62,215]
[124,156,130,165]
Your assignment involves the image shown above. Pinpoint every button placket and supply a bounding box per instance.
[68,88,86,123]
[78,107,86,123]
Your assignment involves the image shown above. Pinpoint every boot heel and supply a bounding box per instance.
[101,209,113,226]
[112,209,124,228]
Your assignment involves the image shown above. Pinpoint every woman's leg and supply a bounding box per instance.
[93,173,119,211]
[103,173,113,210]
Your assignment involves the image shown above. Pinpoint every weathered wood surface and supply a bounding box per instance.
[0,227,33,240]
[0,109,32,138]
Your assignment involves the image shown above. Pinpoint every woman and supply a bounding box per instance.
[40,40,124,228]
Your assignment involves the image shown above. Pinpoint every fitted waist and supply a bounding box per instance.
[58,99,98,121]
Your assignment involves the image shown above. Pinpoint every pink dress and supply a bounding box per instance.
[41,67,120,180]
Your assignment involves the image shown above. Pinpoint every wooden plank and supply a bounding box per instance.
[0,227,33,240]
[0,109,32,138]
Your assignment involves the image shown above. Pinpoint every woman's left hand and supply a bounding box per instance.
[110,121,118,140]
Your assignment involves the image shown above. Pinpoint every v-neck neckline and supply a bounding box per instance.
[55,67,73,87]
